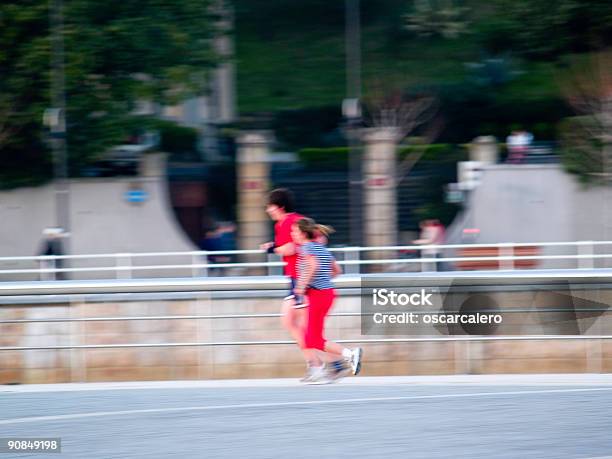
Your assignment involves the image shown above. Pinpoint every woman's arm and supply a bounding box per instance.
[331,259,342,278]
[295,254,318,294]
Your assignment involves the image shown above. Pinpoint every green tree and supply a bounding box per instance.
[478,0,612,59]
[0,0,218,186]
[404,0,470,40]
[560,50,612,184]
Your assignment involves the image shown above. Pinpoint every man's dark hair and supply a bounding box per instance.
[268,188,295,212]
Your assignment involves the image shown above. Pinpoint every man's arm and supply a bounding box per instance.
[274,242,296,257]
[259,241,296,256]
[259,241,274,251]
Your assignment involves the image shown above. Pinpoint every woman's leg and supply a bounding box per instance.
[304,289,338,363]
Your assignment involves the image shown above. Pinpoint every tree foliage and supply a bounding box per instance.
[478,0,612,59]
[0,0,218,184]
[404,0,470,40]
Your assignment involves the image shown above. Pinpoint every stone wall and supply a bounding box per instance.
[1,288,611,384]
[0,154,196,281]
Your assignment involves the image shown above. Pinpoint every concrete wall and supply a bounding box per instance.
[449,164,612,268]
[1,288,611,384]
[0,154,196,279]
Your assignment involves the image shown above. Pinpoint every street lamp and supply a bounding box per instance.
[46,0,70,246]
[345,0,362,246]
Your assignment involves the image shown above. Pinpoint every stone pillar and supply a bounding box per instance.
[469,136,499,163]
[236,132,272,264]
[362,128,399,265]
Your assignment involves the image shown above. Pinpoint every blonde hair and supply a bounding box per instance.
[296,217,334,240]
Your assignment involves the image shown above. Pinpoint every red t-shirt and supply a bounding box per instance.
[274,212,304,279]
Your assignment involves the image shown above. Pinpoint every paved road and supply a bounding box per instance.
[1,375,612,459]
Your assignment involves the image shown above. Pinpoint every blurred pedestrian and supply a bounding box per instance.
[200,223,236,276]
[37,228,66,280]
[260,188,309,356]
[506,129,532,164]
[413,219,445,271]
[292,217,362,384]
[506,130,520,163]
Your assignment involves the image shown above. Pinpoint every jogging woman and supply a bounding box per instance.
[292,217,363,384]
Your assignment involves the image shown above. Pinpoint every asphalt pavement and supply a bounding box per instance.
[1,375,611,459]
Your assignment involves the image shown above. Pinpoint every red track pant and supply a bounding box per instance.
[304,288,336,351]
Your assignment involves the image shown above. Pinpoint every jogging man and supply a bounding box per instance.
[260,188,307,349]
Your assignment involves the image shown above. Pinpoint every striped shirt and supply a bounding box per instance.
[298,241,335,290]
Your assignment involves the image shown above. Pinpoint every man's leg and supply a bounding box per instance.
[280,298,306,349]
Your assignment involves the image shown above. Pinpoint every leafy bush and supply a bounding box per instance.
[147,119,199,155]
[298,143,465,169]
[559,116,605,185]
[297,147,349,169]
[273,106,344,150]
[398,143,462,161]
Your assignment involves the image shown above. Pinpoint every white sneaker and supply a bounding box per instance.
[348,348,363,375]
[299,366,318,383]
[305,366,333,385]
[325,360,352,381]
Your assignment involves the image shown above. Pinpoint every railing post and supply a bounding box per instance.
[419,248,436,272]
[577,241,594,269]
[191,253,198,277]
[267,253,273,276]
[116,253,132,279]
[199,252,209,277]
[50,257,58,280]
[499,243,514,271]
[432,248,438,272]
[344,249,360,274]
[192,252,209,278]
[267,253,283,276]
[49,257,57,281]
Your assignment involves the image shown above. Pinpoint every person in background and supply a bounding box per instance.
[200,222,236,276]
[506,130,520,163]
[413,219,446,272]
[37,227,67,280]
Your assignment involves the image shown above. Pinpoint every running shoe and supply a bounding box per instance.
[299,365,317,383]
[325,360,351,381]
[305,366,333,385]
[349,347,363,375]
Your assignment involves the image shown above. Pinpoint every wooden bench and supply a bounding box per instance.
[455,246,540,270]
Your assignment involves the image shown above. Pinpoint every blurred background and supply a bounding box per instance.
[1,0,611,257]
[2,0,612,385]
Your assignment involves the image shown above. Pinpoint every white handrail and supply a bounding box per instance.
[2,240,611,262]
[1,240,610,280]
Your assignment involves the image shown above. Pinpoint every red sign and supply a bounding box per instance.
[366,176,390,188]
[242,180,263,191]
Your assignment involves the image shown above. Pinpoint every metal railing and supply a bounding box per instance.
[2,269,612,296]
[1,240,612,281]
[2,336,612,352]
[1,270,612,353]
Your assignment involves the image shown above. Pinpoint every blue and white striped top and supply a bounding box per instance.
[298,241,335,290]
